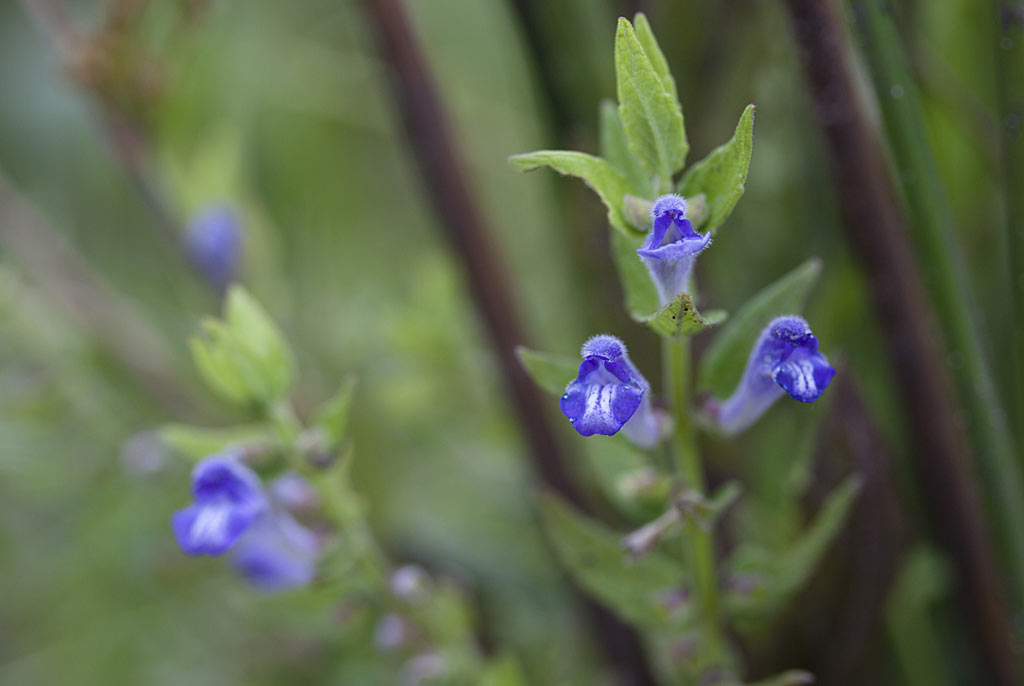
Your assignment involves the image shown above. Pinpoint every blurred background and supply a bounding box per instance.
[0,0,1020,684]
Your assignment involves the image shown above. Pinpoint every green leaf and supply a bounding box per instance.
[313,376,357,454]
[189,286,296,408]
[478,654,529,686]
[644,291,727,338]
[224,286,295,398]
[599,100,653,198]
[725,475,862,619]
[632,13,678,104]
[610,229,659,319]
[698,258,822,397]
[677,104,755,234]
[515,347,577,397]
[509,150,635,234]
[539,492,689,628]
[615,17,686,187]
[160,422,272,460]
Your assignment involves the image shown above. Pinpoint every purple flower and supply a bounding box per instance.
[637,195,711,307]
[560,335,660,447]
[231,509,319,592]
[171,454,267,556]
[706,316,835,435]
[185,206,242,290]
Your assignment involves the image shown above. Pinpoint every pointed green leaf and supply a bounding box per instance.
[698,258,822,397]
[314,376,357,453]
[678,105,755,234]
[725,475,862,619]
[539,492,689,628]
[633,13,678,104]
[615,17,686,186]
[611,229,659,319]
[515,346,577,397]
[509,150,635,234]
[644,292,727,338]
[160,422,272,460]
[224,285,295,398]
[599,100,653,198]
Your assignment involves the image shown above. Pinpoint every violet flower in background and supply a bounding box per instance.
[705,315,835,435]
[171,454,267,556]
[184,206,242,291]
[560,335,660,447]
[231,509,319,592]
[637,194,711,307]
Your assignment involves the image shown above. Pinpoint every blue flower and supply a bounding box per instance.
[706,315,835,435]
[171,454,267,556]
[560,335,660,447]
[231,509,319,592]
[185,206,242,290]
[637,194,711,307]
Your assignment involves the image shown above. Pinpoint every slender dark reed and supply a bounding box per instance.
[780,1,1021,683]
[359,1,655,683]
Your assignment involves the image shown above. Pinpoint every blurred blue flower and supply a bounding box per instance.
[231,509,319,592]
[707,315,835,435]
[171,454,267,556]
[637,194,711,307]
[561,335,660,447]
[184,206,242,290]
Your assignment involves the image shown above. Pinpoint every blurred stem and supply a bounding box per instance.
[0,170,200,418]
[852,0,1024,614]
[664,335,724,671]
[361,1,657,682]
[270,398,387,583]
[17,0,216,295]
[993,2,1024,466]
[782,0,1021,682]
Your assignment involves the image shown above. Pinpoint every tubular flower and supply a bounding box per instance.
[706,315,835,435]
[560,335,660,447]
[231,509,319,592]
[171,454,268,556]
[637,194,712,307]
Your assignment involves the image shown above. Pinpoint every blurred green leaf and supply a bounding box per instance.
[678,105,755,234]
[745,670,816,686]
[313,376,357,455]
[615,17,687,187]
[611,229,659,318]
[479,654,529,686]
[159,422,272,460]
[698,258,822,397]
[509,150,634,233]
[725,475,862,620]
[599,101,653,199]
[515,346,577,396]
[189,285,295,408]
[539,491,688,628]
[644,291,726,338]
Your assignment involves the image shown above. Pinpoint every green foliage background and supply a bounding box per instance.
[0,0,1011,684]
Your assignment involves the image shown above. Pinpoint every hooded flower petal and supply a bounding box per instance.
[707,316,835,435]
[637,195,712,307]
[560,335,661,447]
[172,454,267,556]
[231,510,319,592]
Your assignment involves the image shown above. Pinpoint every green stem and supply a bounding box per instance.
[664,335,722,657]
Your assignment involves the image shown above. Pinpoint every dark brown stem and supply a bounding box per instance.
[780,1,1020,683]
[359,1,655,683]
